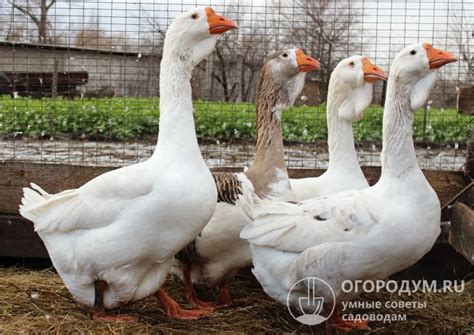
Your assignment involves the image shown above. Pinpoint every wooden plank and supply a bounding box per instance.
[0,161,469,259]
[421,170,469,207]
[0,215,48,258]
[0,162,112,215]
[0,162,467,215]
[449,202,474,264]
[0,214,454,259]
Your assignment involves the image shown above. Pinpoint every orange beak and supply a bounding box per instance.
[423,43,457,69]
[295,49,321,72]
[205,7,238,35]
[362,57,387,82]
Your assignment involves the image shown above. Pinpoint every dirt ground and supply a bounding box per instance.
[0,266,472,334]
[0,137,467,171]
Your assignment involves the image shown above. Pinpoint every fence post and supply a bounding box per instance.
[236,54,244,103]
[51,58,58,99]
[468,129,474,180]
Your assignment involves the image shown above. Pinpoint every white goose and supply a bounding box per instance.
[19,7,237,322]
[172,49,321,307]
[236,43,456,330]
[290,56,387,201]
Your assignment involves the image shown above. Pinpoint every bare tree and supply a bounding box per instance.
[277,0,363,91]
[0,2,12,40]
[449,14,473,84]
[0,1,26,42]
[139,1,271,102]
[210,2,272,102]
[75,16,109,49]
[8,0,56,44]
[74,16,137,52]
[4,21,27,42]
[137,5,166,54]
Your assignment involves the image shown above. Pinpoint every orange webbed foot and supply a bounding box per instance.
[157,288,213,320]
[328,305,370,332]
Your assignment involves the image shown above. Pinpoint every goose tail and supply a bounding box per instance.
[19,183,49,224]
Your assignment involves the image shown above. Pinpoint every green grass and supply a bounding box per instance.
[0,96,471,144]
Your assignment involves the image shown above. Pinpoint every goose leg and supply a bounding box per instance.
[156,288,213,320]
[217,282,234,305]
[327,305,369,332]
[182,266,216,310]
[217,282,250,306]
[92,280,137,323]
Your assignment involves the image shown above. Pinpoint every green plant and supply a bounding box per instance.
[0,96,470,144]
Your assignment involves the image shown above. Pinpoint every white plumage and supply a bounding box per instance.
[171,49,320,303]
[18,7,238,311]
[237,44,455,313]
[290,56,387,201]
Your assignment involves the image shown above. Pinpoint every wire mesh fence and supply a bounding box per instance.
[0,0,472,171]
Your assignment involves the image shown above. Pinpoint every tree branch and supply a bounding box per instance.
[46,0,56,10]
[140,4,166,38]
[9,1,41,26]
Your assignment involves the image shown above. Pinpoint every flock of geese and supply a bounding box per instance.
[18,6,457,331]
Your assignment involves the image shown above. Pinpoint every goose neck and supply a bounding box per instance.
[153,49,200,161]
[380,79,419,179]
[245,81,289,198]
[253,105,285,169]
[326,98,359,172]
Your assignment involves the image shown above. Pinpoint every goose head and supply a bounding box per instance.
[260,48,321,108]
[330,55,387,121]
[390,43,457,111]
[164,7,237,66]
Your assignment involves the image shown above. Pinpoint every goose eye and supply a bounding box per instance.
[349,61,355,67]
[410,50,416,55]
[191,13,199,20]
[282,53,288,58]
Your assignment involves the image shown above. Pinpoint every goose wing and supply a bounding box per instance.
[20,163,154,234]
[213,172,242,205]
[238,188,379,253]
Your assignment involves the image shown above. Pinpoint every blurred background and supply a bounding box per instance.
[0,0,472,171]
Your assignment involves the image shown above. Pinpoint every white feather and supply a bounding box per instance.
[290,56,373,202]
[18,8,219,309]
[237,44,443,307]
